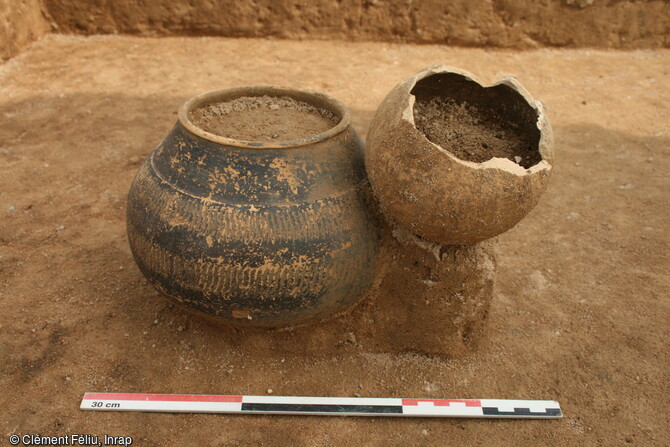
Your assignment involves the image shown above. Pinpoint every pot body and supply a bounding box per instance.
[127,119,378,327]
[366,66,554,245]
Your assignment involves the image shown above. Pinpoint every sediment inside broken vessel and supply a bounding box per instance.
[411,73,542,169]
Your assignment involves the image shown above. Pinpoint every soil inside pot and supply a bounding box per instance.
[189,95,338,142]
[412,73,542,168]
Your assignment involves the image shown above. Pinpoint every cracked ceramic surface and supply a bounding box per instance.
[365,65,554,245]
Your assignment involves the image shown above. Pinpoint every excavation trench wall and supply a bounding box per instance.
[0,0,50,60]
[3,0,670,61]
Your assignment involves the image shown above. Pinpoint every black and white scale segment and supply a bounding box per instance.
[81,393,562,419]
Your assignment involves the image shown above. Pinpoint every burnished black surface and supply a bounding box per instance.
[127,115,379,327]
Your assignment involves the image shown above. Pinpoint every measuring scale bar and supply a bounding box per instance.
[81,393,562,419]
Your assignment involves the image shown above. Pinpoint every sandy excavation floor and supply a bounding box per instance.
[0,35,668,446]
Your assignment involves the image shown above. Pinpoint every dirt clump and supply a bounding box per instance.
[355,224,496,357]
[413,95,541,168]
[189,95,338,142]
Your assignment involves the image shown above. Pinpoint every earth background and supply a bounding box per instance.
[1,1,668,446]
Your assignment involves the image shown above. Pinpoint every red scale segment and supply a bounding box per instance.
[83,393,243,403]
[402,398,482,407]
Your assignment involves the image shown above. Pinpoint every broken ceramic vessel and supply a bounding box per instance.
[365,65,554,245]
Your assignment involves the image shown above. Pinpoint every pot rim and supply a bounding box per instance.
[178,85,351,149]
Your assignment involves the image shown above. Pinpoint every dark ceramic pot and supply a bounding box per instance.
[127,86,379,327]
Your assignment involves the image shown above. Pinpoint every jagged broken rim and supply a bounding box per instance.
[402,65,553,176]
[178,85,351,149]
